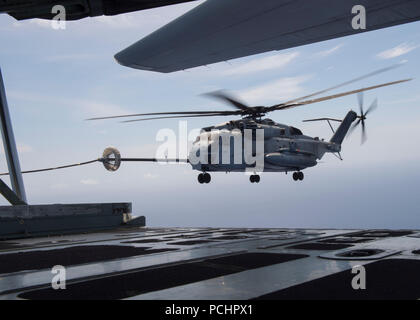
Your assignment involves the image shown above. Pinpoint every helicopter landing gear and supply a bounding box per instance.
[198,173,211,184]
[293,172,304,181]
[250,175,260,183]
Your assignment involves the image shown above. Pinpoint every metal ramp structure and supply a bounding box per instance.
[0,68,144,239]
[0,227,419,299]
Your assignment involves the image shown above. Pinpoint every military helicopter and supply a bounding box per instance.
[89,68,411,184]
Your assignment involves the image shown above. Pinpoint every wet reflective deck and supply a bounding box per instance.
[0,227,419,299]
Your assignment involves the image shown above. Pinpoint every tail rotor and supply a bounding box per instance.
[349,92,378,144]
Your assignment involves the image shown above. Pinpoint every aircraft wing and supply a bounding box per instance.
[115,0,420,73]
[1,0,196,21]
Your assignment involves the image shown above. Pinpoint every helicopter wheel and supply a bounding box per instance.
[204,173,211,183]
[250,175,260,183]
[198,173,211,184]
[293,172,304,181]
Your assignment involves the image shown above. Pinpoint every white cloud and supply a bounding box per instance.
[79,100,130,118]
[382,95,420,105]
[45,53,99,62]
[235,76,310,105]
[18,144,34,153]
[90,1,205,30]
[376,43,418,59]
[29,19,52,29]
[144,173,159,179]
[0,142,33,154]
[222,52,299,76]
[93,15,144,29]
[50,183,69,190]
[8,0,205,33]
[80,179,99,185]
[316,44,343,57]
[8,90,131,118]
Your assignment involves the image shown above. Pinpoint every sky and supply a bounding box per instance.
[0,1,419,229]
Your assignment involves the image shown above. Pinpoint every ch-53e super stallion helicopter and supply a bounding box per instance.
[89,67,411,184]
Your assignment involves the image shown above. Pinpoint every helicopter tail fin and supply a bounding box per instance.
[330,110,357,145]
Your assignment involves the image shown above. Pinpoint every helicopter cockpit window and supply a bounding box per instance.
[289,126,303,136]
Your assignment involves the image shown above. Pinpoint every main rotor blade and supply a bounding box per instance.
[274,63,404,107]
[365,98,378,116]
[203,90,251,111]
[121,113,238,123]
[273,79,412,111]
[358,91,364,114]
[87,110,237,121]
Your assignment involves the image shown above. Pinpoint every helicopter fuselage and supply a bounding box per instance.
[189,117,340,174]
[98,110,358,183]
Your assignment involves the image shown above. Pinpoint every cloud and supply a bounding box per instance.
[382,95,420,105]
[89,1,205,30]
[10,13,142,31]
[44,53,99,62]
[316,44,343,57]
[18,144,34,153]
[376,43,418,59]
[78,100,130,118]
[222,52,299,76]
[93,15,145,29]
[80,179,99,185]
[235,76,310,105]
[50,183,69,190]
[0,142,33,154]
[144,173,159,179]
[8,90,131,118]
[29,19,53,29]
